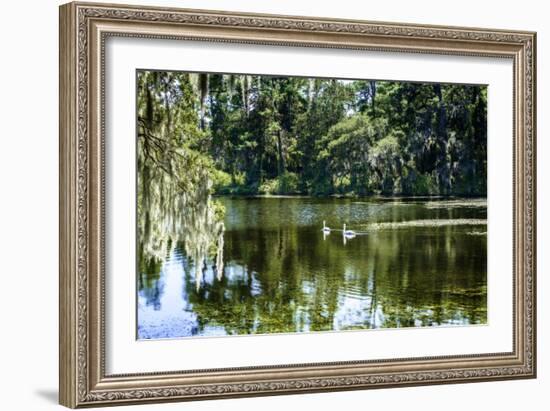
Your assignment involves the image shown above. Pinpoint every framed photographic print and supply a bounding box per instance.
[59,1,537,408]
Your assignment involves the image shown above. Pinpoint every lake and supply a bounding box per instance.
[137,197,487,339]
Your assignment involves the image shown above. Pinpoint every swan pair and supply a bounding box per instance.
[322,221,356,238]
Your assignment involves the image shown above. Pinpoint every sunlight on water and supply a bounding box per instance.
[138,197,487,339]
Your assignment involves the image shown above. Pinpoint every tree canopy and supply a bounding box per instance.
[138,71,487,199]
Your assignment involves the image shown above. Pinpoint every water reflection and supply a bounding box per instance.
[137,197,487,339]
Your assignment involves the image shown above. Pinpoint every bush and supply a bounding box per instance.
[311,180,333,196]
[277,172,299,194]
[232,171,246,187]
[411,173,439,196]
[258,178,278,195]
[211,169,232,192]
[258,172,300,195]
[334,176,351,194]
[212,170,252,195]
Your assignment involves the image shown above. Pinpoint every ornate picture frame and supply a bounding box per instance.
[59,1,536,407]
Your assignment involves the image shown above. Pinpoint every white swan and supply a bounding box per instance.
[322,220,331,233]
[343,223,356,238]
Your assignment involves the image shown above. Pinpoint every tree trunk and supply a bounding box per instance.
[433,84,450,193]
[277,129,286,177]
[242,75,249,116]
[370,80,377,119]
[199,73,208,130]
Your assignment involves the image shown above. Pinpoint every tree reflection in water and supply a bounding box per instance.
[137,146,226,290]
[138,197,487,339]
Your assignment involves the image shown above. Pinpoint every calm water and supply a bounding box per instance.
[137,197,487,339]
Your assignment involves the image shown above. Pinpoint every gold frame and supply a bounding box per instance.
[59,1,537,408]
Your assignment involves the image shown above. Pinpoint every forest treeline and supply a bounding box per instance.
[137,71,487,197]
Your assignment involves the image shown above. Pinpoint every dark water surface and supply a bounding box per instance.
[137,197,487,339]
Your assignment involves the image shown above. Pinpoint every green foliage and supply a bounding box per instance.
[410,173,439,196]
[258,178,278,195]
[211,169,232,192]
[138,71,487,199]
[136,71,225,280]
[258,172,300,195]
[277,172,300,194]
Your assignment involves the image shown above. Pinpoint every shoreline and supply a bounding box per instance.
[213,193,488,201]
